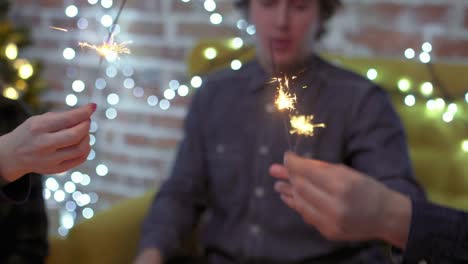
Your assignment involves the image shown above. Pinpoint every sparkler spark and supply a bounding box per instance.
[78,34,132,59]
[290,115,326,137]
[273,76,297,111]
[49,26,68,32]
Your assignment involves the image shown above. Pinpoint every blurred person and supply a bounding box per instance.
[135,0,424,263]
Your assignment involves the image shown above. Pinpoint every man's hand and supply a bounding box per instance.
[134,248,163,264]
[0,104,96,183]
[269,152,411,249]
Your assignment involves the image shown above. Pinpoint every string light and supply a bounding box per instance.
[366,68,378,80]
[404,48,415,59]
[204,47,218,60]
[462,140,468,152]
[404,94,416,106]
[420,82,433,97]
[5,43,18,60]
[231,59,242,70]
[398,78,411,92]
[3,87,19,100]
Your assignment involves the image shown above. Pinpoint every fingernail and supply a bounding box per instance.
[90,103,97,112]
[283,151,292,165]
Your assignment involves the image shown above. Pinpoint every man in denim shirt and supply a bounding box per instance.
[136,0,425,263]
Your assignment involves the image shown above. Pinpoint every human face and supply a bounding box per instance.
[249,0,320,73]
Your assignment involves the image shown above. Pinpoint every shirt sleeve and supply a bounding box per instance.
[345,86,425,199]
[404,199,468,263]
[138,83,211,259]
[0,174,31,204]
[3,173,48,263]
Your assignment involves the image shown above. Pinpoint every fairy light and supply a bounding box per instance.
[5,43,18,60]
[422,42,432,53]
[230,37,244,49]
[106,93,120,105]
[204,47,218,60]
[191,76,202,88]
[3,87,19,100]
[147,95,158,106]
[404,48,415,59]
[398,78,411,92]
[63,48,76,60]
[366,68,378,80]
[420,82,433,97]
[231,59,242,70]
[18,63,34,79]
[65,5,78,18]
[462,140,468,152]
[65,94,78,106]
[204,0,216,11]
[96,164,109,176]
[404,94,416,106]
[105,108,118,119]
[210,13,223,24]
[419,52,431,63]
[72,80,86,93]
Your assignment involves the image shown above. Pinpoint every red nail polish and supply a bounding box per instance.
[90,103,97,112]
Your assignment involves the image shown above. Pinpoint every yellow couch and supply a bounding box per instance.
[46,192,155,264]
[46,39,467,263]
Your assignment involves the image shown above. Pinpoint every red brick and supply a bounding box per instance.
[433,37,468,58]
[177,23,238,38]
[125,134,180,149]
[355,3,451,26]
[346,26,422,55]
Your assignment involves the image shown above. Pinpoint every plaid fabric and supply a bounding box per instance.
[0,97,48,263]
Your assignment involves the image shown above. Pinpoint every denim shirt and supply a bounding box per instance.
[140,55,424,263]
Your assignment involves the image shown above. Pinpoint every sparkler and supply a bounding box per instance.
[290,115,326,137]
[78,34,132,59]
[274,76,296,111]
[269,40,326,153]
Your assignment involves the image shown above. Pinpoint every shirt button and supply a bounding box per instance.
[254,187,265,198]
[249,224,261,236]
[258,145,269,155]
[265,103,275,113]
[216,144,225,153]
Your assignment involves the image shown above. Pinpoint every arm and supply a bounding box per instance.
[270,153,468,263]
[137,87,210,261]
[403,199,468,263]
[0,103,95,202]
[345,86,424,198]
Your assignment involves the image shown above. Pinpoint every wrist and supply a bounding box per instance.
[0,133,25,183]
[379,189,412,249]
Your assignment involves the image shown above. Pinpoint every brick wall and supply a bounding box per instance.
[8,0,468,227]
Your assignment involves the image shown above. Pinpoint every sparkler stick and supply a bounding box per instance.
[88,0,129,103]
[269,40,293,151]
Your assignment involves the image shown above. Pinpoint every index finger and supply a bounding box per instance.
[44,103,96,132]
[284,152,333,191]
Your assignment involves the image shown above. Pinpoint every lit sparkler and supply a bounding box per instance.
[78,34,132,59]
[290,115,326,137]
[274,76,296,111]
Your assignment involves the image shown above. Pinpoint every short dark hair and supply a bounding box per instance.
[234,0,342,39]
